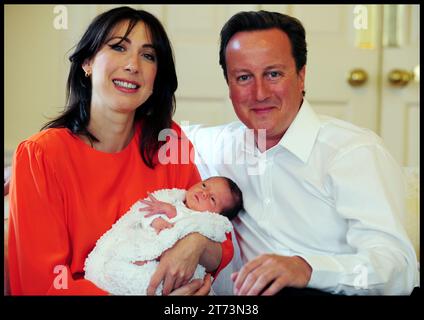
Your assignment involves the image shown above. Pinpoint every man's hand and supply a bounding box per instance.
[147,233,209,295]
[139,193,177,219]
[231,254,312,295]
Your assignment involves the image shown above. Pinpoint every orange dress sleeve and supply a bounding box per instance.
[212,233,234,279]
[8,141,107,295]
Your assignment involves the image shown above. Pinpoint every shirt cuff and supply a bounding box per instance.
[297,254,343,290]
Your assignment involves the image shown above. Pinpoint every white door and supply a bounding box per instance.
[147,5,383,133]
[149,4,418,167]
[284,4,381,133]
[380,5,419,167]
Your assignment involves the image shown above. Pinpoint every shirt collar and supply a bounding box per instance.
[278,99,322,163]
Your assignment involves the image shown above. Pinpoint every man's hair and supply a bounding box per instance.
[220,177,244,220]
[219,10,307,82]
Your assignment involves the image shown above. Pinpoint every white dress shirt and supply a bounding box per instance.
[184,100,419,295]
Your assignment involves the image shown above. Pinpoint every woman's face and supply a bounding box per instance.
[83,20,157,115]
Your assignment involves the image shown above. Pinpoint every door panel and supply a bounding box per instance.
[292,5,381,132]
[380,5,419,166]
[157,5,382,133]
[143,5,252,125]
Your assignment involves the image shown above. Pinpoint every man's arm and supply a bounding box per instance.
[230,144,418,296]
[300,144,418,295]
[234,144,418,296]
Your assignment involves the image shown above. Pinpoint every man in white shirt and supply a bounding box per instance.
[185,10,419,295]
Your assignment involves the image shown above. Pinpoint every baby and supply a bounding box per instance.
[84,176,243,295]
[140,176,242,235]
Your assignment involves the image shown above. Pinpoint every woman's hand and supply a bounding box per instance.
[147,233,209,295]
[169,273,212,296]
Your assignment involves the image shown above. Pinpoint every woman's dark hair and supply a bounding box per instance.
[219,177,244,220]
[42,6,177,168]
[219,10,307,92]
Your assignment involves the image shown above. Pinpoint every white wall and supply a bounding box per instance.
[4,5,97,156]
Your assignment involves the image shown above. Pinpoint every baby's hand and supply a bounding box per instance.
[139,193,177,219]
[150,217,175,234]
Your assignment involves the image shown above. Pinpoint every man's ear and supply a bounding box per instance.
[298,65,306,91]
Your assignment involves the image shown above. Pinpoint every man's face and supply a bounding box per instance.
[225,28,305,149]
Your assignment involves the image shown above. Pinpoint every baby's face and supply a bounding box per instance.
[185,177,234,213]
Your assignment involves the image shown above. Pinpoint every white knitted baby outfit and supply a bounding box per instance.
[84,188,233,295]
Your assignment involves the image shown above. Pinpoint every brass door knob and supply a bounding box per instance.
[347,69,368,87]
[388,69,413,87]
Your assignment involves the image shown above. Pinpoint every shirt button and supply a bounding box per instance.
[264,198,271,205]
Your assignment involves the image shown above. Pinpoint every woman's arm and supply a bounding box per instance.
[146,232,233,295]
[8,141,107,295]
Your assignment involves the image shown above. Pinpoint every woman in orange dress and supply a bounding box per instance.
[7,6,232,295]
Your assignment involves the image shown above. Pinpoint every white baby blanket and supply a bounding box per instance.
[84,188,233,295]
